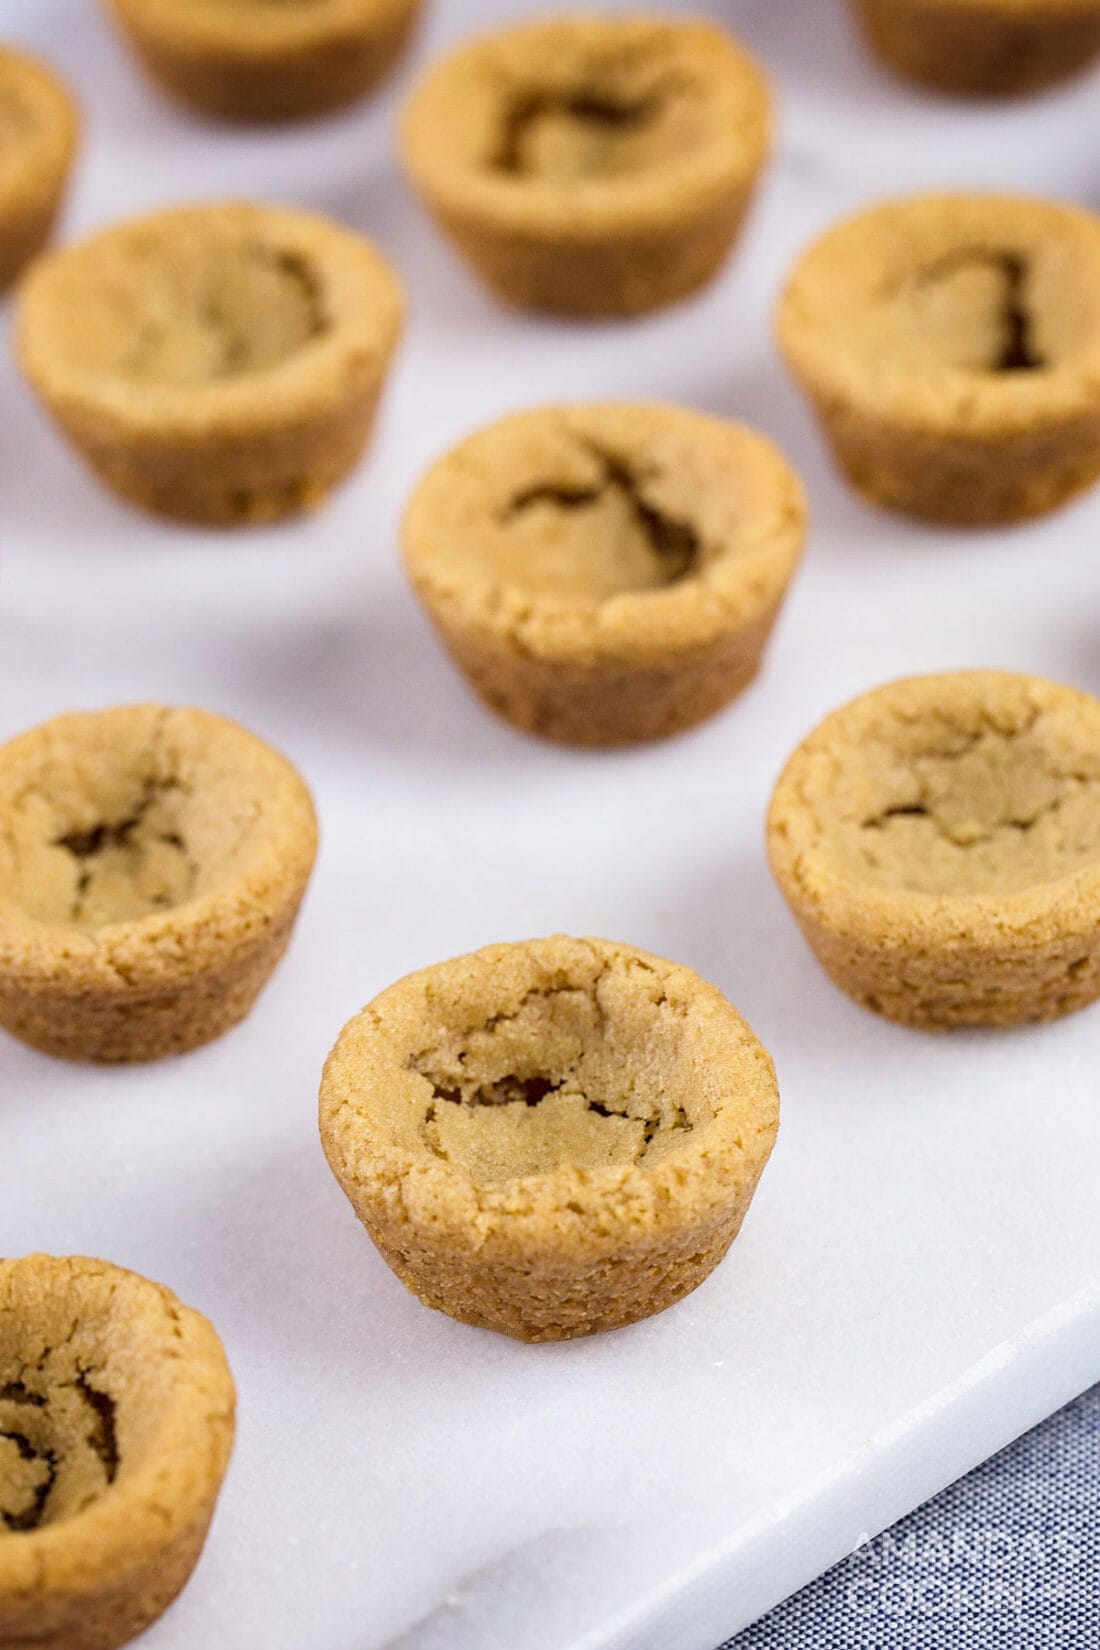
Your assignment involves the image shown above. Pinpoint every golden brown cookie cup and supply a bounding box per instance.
[767,672,1100,1031]
[851,0,1100,96]
[777,194,1100,526]
[103,0,424,123]
[320,937,779,1343]
[400,15,771,317]
[403,403,806,747]
[16,201,404,526]
[0,704,318,1063]
[0,48,78,294]
[0,1254,234,1650]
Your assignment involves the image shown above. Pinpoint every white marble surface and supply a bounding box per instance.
[2,2,1099,1647]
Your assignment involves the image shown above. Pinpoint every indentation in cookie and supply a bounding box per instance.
[495,88,668,178]
[846,715,1100,896]
[0,709,286,933]
[407,974,695,1183]
[498,446,700,599]
[54,779,198,927]
[904,250,1047,373]
[0,1368,118,1534]
[49,230,329,385]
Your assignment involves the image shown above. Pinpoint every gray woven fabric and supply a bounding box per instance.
[721,1385,1099,1648]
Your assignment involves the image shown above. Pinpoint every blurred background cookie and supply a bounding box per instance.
[102,0,426,122]
[777,193,1100,525]
[401,13,771,316]
[850,0,1100,97]
[0,46,77,293]
[16,200,405,525]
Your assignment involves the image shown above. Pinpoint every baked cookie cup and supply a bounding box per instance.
[0,48,78,294]
[0,1254,235,1650]
[0,704,318,1062]
[400,14,772,317]
[402,403,807,746]
[851,0,1100,96]
[777,194,1100,526]
[103,0,425,123]
[16,200,404,525]
[320,938,779,1342]
[767,672,1100,1030]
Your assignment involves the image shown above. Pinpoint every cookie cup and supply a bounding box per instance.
[320,938,779,1342]
[767,672,1100,1030]
[400,14,771,317]
[0,1254,234,1650]
[403,402,806,746]
[103,0,424,122]
[777,193,1100,525]
[851,0,1100,96]
[16,201,404,525]
[0,48,78,293]
[0,704,318,1063]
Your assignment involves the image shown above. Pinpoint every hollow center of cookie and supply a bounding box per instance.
[848,718,1100,896]
[0,1371,118,1535]
[905,251,1047,373]
[408,980,693,1184]
[66,236,327,384]
[493,56,703,181]
[497,449,700,599]
[7,776,201,929]
[49,780,198,926]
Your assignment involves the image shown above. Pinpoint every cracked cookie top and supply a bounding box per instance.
[16,201,403,433]
[320,937,779,1246]
[400,15,770,237]
[403,403,807,663]
[768,672,1100,932]
[0,704,317,988]
[776,194,1100,435]
[0,1255,233,1594]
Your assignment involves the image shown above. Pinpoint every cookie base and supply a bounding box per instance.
[0,194,66,295]
[43,388,384,528]
[0,1504,217,1650]
[424,606,779,746]
[807,397,1100,526]
[427,189,757,319]
[108,0,422,122]
[0,903,301,1063]
[787,906,1100,1031]
[360,1203,751,1342]
[852,0,1100,95]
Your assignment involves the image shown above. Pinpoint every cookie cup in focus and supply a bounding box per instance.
[403,402,806,746]
[320,936,780,1343]
[0,704,318,1062]
[767,672,1100,1030]
[0,1254,235,1650]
